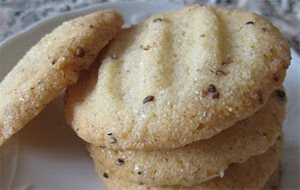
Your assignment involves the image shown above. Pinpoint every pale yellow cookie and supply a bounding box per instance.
[96,140,282,190]
[65,5,290,150]
[88,89,285,186]
[0,10,123,146]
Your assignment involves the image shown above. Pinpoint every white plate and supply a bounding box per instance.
[0,1,299,190]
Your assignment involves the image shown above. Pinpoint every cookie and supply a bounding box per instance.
[65,5,290,150]
[87,89,286,186]
[96,140,282,190]
[0,10,123,146]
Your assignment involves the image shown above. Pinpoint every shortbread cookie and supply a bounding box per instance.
[0,10,123,146]
[88,89,286,186]
[96,140,282,190]
[65,5,290,150]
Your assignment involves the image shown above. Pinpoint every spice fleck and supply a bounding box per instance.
[143,96,155,104]
[116,158,125,166]
[276,90,286,100]
[207,84,219,99]
[246,21,254,25]
[103,173,109,178]
[208,84,217,93]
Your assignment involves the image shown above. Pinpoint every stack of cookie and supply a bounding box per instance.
[65,5,291,190]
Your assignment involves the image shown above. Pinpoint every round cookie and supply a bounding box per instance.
[65,5,290,150]
[88,89,286,186]
[0,10,123,146]
[96,140,282,190]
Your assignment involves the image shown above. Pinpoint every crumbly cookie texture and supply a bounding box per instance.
[95,139,282,190]
[65,5,290,150]
[0,10,123,146]
[88,89,285,186]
